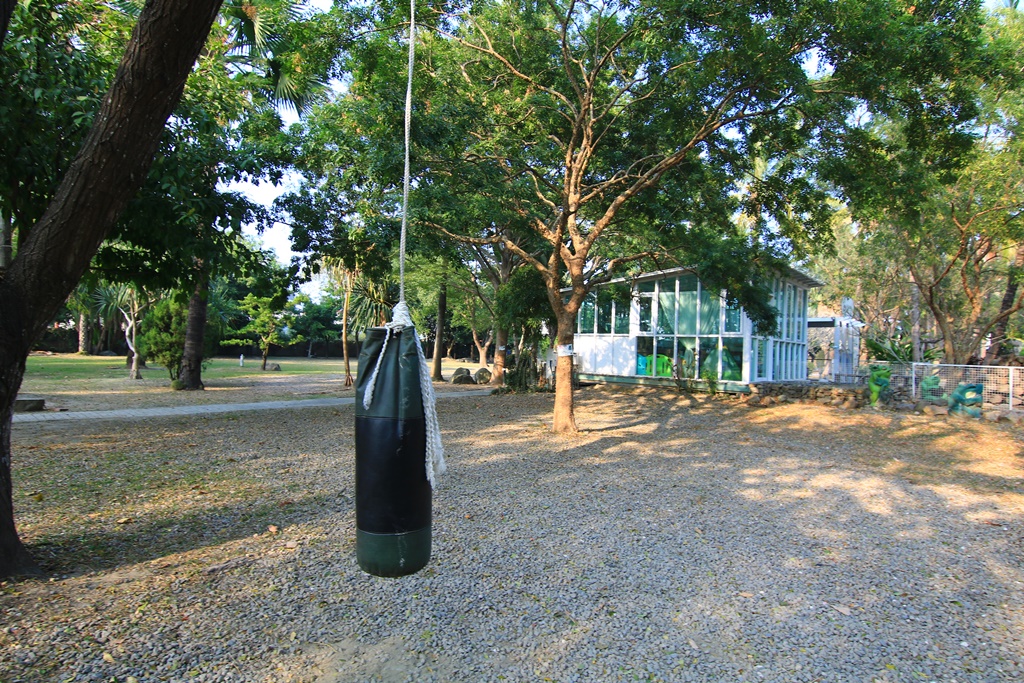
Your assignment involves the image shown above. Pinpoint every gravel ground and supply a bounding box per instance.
[3,385,1024,682]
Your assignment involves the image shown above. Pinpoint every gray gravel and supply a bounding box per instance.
[3,388,1023,682]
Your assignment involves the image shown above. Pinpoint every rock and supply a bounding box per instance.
[983,410,1007,423]
[923,405,949,416]
[897,402,916,412]
[1004,411,1024,424]
[842,399,860,410]
[13,395,44,413]
[759,396,773,406]
[266,363,281,371]
[451,373,477,385]
[98,350,118,356]
[452,367,471,379]
[474,368,492,384]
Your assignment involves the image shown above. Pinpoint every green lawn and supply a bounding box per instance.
[25,353,360,382]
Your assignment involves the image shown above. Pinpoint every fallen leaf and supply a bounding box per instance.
[102,652,115,663]
[831,604,852,616]
[738,592,754,598]
[268,525,279,534]
[116,517,132,525]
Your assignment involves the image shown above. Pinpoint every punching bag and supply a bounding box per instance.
[355,324,433,577]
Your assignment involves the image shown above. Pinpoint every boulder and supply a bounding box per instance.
[451,373,477,385]
[983,410,1008,423]
[452,367,471,378]
[474,368,492,384]
[266,363,282,371]
[13,395,45,413]
[923,405,949,416]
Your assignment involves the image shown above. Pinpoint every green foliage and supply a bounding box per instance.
[865,335,941,363]
[504,348,545,394]
[289,293,342,350]
[700,367,719,396]
[0,0,129,232]
[140,297,220,380]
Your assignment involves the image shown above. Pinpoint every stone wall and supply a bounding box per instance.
[747,381,869,409]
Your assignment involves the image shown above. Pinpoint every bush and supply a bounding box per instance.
[140,299,188,380]
[505,348,543,393]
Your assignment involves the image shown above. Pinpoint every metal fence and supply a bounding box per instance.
[839,362,1023,410]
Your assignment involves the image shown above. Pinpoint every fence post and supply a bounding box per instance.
[1011,367,1015,411]
[911,363,917,402]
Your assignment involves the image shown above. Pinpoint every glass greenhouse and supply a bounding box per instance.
[572,267,821,388]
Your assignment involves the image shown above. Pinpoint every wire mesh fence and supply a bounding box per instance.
[837,362,1023,410]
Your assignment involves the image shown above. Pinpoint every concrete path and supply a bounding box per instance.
[12,389,494,423]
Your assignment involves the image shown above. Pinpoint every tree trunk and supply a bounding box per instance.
[0,331,40,577]
[0,0,15,48]
[490,327,508,385]
[0,211,11,271]
[261,343,270,371]
[179,274,209,390]
[472,328,492,369]
[342,272,354,386]
[125,311,142,380]
[431,273,447,381]
[985,243,1024,364]
[0,0,223,578]
[910,275,922,363]
[77,311,90,354]
[552,312,577,433]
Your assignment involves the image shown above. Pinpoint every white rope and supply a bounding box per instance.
[398,0,415,304]
[361,2,446,487]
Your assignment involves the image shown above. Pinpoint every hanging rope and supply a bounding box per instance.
[398,0,415,304]
[362,0,446,488]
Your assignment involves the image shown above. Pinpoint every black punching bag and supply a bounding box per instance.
[355,326,432,577]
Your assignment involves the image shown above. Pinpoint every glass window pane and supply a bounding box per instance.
[678,275,698,334]
[699,337,719,379]
[724,300,742,334]
[579,296,596,334]
[722,338,743,382]
[614,299,630,334]
[700,285,720,335]
[638,280,656,293]
[756,339,766,379]
[636,336,654,376]
[639,295,652,333]
[597,299,612,334]
[677,337,697,378]
[658,285,677,335]
[656,337,674,377]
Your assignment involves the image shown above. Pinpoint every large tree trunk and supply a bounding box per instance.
[431,273,447,381]
[490,326,508,386]
[552,312,577,433]
[0,0,223,578]
[985,243,1024,364]
[179,274,209,390]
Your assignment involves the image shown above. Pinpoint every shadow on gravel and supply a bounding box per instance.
[26,492,345,576]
